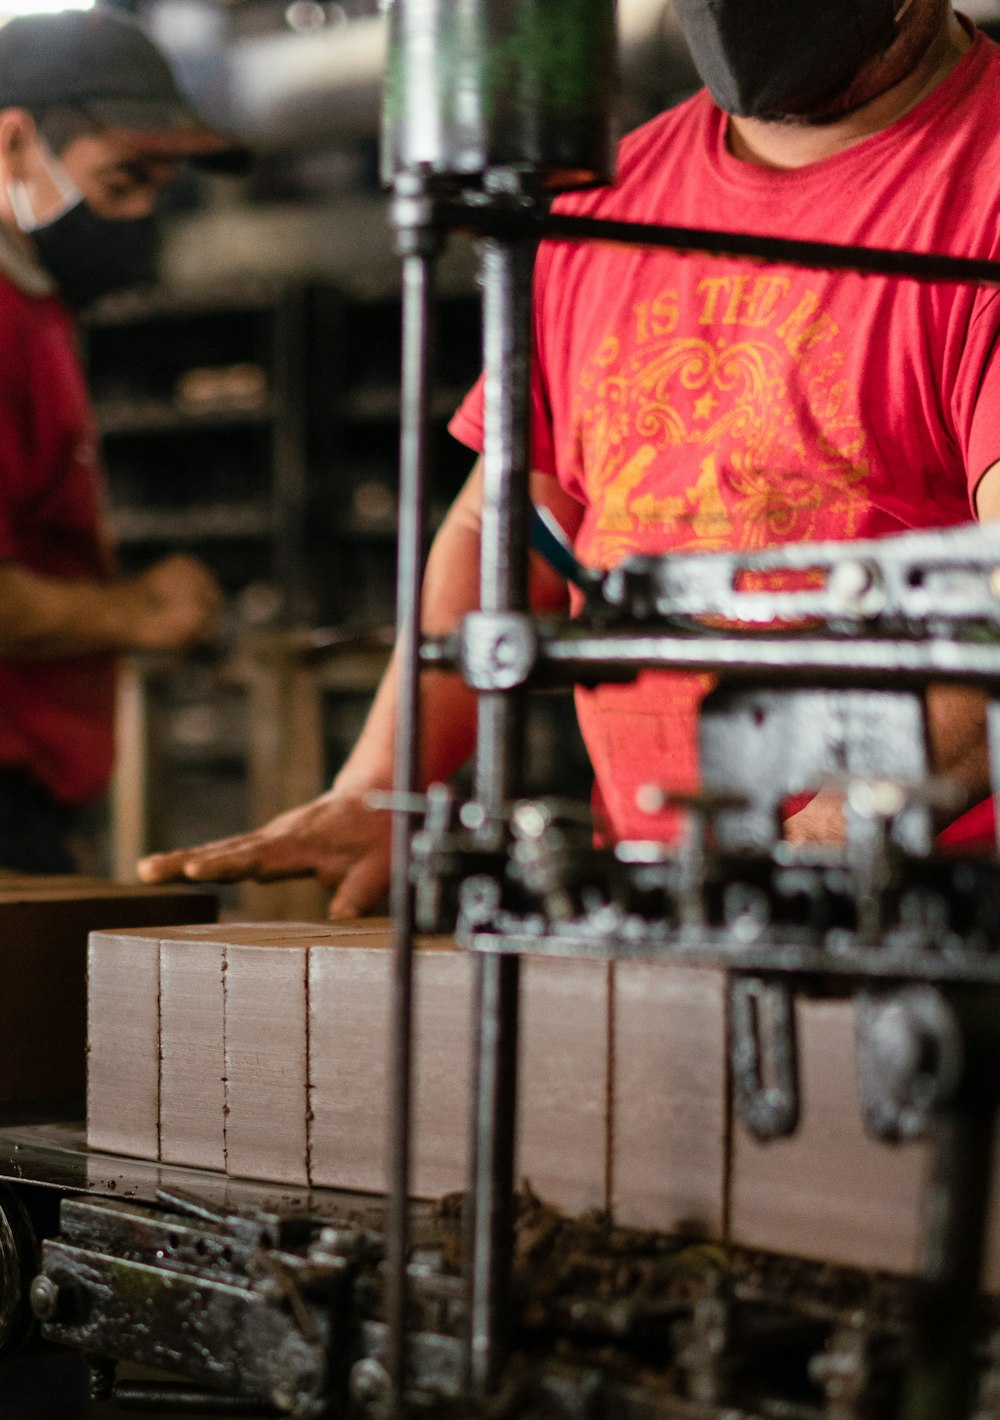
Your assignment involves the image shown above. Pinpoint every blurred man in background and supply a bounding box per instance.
[0,7,225,873]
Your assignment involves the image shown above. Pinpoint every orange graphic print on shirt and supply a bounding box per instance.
[572,272,871,570]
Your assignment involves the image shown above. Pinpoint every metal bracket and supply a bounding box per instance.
[459,612,539,691]
[855,988,963,1143]
[729,977,800,1140]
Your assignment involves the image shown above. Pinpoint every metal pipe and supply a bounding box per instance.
[219,0,685,153]
[900,1107,995,1420]
[532,631,1000,684]
[466,232,537,1395]
[898,991,1000,1420]
[112,1385,279,1416]
[386,223,438,1414]
[427,202,1000,289]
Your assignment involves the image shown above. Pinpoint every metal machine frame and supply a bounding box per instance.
[11,5,1000,1418]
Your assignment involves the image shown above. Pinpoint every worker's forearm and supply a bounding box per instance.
[926,683,992,803]
[331,460,575,799]
[0,564,136,657]
[332,513,483,796]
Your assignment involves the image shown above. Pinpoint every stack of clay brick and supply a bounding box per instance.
[87,922,1000,1286]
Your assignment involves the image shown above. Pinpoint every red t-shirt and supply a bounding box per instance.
[451,27,1000,847]
[0,273,116,804]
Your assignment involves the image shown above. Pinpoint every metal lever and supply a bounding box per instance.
[832,774,965,944]
[729,977,800,1140]
[637,787,750,928]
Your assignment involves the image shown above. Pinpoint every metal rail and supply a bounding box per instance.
[394,194,1000,290]
[386,220,437,1412]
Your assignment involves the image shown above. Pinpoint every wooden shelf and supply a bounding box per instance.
[96,400,276,437]
[339,384,468,424]
[86,282,283,327]
[110,504,274,544]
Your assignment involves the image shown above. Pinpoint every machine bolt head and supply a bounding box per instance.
[350,1358,390,1403]
[30,1274,68,1323]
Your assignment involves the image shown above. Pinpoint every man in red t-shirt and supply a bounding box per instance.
[0,10,225,871]
[142,0,1000,906]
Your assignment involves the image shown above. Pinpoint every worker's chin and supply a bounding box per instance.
[746,92,865,126]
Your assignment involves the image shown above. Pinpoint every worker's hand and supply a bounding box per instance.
[136,788,393,919]
[124,554,223,652]
[783,788,846,845]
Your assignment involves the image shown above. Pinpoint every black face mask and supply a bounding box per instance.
[672,0,899,119]
[30,198,159,311]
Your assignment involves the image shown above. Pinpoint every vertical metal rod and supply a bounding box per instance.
[386,243,437,1415]
[466,231,537,1395]
[900,1103,995,1420]
[987,699,1000,855]
[899,995,1000,1420]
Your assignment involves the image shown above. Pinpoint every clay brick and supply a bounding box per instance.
[519,958,610,1214]
[159,934,227,1170]
[309,940,472,1196]
[88,929,160,1158]
[729,997,929,1274]
[612,964,728,1239]
[159,922,392,1171]
[224,940,311,1185]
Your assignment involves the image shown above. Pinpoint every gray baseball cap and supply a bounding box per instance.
[0,7,229,156]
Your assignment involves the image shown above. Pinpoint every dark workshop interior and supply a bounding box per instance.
[4,1,1000,1417]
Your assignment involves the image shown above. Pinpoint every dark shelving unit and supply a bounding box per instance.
[85,279,313,613]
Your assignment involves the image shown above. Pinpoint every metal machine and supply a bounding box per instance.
[6,1,1000,1416]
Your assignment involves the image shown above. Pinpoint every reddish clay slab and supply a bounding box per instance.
[224,941,311,1185]
[159,934,227,1170]
[729,997,929,1275]
[87,929,161,1160]
[519,958,610,1215]
[309,940,471,1196]
[612,964,728,1240]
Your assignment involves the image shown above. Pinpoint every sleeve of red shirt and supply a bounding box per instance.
[955,289,1000,509]
[0,283,34,562]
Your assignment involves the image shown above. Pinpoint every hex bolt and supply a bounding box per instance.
[827,558,878,610]
[30,1274,75,1324]
[350,1358,391,1404]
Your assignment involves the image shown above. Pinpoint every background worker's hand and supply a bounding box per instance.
[125,553,224,652]
[137,788,393,919]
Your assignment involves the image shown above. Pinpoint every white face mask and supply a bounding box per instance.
[6,140,81,235]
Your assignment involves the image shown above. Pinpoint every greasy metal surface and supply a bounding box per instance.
[0,1120,390,1229]
[395,193,1000,289]
[381,0,617,189]
[700,687,932,858]
[466,234,536,1396]
[0,1184,35,1356]
[428,625,1000,685]
[409,785,1000,983]
[385,235,437,1413]
[593,520,1000,629]
[33,1196,383,1416]
[111,1384,280,1415]
[856,989,965,1144]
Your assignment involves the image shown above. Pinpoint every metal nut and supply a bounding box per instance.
[350,1358,391,1403]
[30,1274,74,1324]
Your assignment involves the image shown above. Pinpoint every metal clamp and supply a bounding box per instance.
[855,988,963,1143]
[459,612,539,691]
